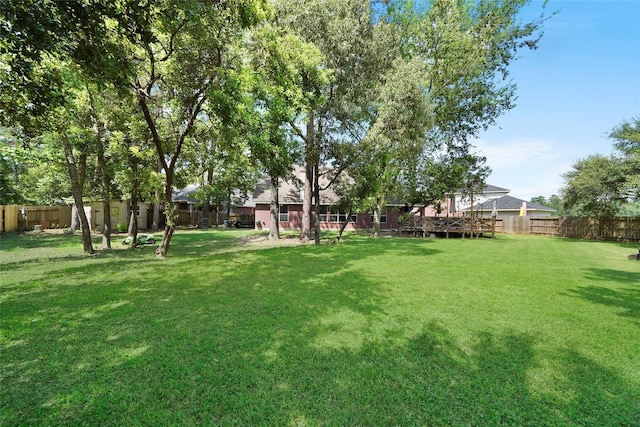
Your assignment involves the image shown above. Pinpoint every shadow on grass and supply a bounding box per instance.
[0,231,81,250]
[2,232,638,425]
[583,268,640,285]
[560,267,640,321]
[566,285,640,321]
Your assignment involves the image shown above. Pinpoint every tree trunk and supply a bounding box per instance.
[152,200,161,231]
[152,160,162,231]
[157,220,175,257]
[70,205,79,233]
[301,113,314,242]
[268,176,280,240]
[128,207,138,247]
[61,135,94,254]
[334,208,353,243]
[101,198,111,249]
[127,155,140,247]
[156,180,176,257]
[372,197,384,238]
[128,183,139,249]
[201,144,215,229]
[88,88,111,249]
[313,162,321,245]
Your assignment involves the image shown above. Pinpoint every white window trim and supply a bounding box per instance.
[278,205,289,222]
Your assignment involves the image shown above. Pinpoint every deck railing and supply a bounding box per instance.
[400,216,495,237]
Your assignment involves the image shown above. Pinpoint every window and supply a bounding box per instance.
[318,205,328,222]
[278,205,289,222]
[335,211,355,223]
[370,208,387,224]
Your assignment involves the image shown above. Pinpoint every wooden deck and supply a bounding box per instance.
[400,216,495,238]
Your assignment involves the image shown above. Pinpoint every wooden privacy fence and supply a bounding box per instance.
[0,205,73,232]
[23,206,72,231]
[500,216,640,241]
[500,217,559,235]
[559,217,640,241]
[176,210,225,227]
[1,205,19,232]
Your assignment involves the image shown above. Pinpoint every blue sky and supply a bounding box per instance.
[472,0,640,201]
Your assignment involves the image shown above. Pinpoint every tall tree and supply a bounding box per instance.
[359,57,432,236]
[273,0,397,243]
[562,155,629,218]
[39,65,97,253]
[248,22,329,239]
[562,117,640,217]
[609,116,640,201]
[386,0,548,210]
[124,0,266,256]
[0,1,151,253]
[86,87,115,249]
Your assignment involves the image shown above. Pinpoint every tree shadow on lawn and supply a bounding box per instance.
[0,231,81,250]
[560,267,640,322]
[566,286,640,321]
[0,240,389,424]
[583,267,640,285]
[5,238,637,425]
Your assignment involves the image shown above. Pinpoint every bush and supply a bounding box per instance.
[116,222,128,233]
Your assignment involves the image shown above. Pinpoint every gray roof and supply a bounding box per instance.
[253,166,339,205]
[454,184,510,195]
[481,184,511,193]
[464,195,555,212]
[252,173,339,205]
[173,184,200,203]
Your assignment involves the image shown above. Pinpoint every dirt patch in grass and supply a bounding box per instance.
[237,234,311,247]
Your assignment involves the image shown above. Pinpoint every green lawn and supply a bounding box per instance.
[1,230,638,426]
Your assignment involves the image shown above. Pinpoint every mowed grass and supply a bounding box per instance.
[1,230,639,426]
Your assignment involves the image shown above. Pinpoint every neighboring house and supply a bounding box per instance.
[251,167,403,231]
[90,200,149,231]
[173,184,200,211]
[451,184,511,214]
[463,195,556,217]
[419,184,511,217]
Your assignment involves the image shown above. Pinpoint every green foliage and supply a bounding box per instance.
[1,0,555,254]
[1,231,638,425]
[247,21,330,177]
[389,0,549,140]
[530,195,563,216]
[562,155,629,218]
[0,0,149,130]
[563,117,640,217]
[610,116,640,201]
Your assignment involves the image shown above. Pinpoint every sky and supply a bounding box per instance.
[472,0,640,201]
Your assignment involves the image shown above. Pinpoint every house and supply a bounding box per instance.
[173,184,200,211]
[251,167,403,231]
[463,195,556,217]
[450,184,511,214]
[418,184,510,217]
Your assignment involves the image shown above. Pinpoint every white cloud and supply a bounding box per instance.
[471,138,577,199]
[472,138,560,169]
